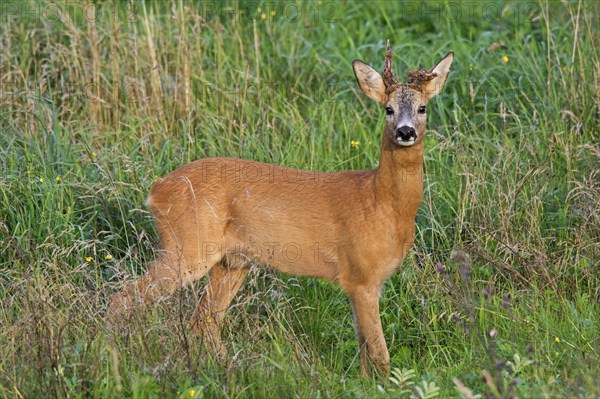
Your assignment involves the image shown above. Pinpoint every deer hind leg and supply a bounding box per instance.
[107,250,220,320]
[348,286,390,378]
[190,261,249,362]
[108,221,224,322]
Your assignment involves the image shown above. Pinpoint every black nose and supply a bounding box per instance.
[396,126,416,141]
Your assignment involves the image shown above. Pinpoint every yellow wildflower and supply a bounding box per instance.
[502,55,509,64]
[351,140,360,149]
[39,178,44,183]
[554,337,561,343]
[105,254,113,260]
[86,257,93,262]
[206,315,212,323]
[55,176,62,182]
[189,389,195,397]
[92,152,97,157]
[261,13,267,20]
[271,10,276,17]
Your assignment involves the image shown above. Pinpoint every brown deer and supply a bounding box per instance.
[108,41,453,378]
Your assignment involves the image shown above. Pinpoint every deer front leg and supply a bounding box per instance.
[349,286,390,378]
[350,301,371,377]
[190,262,249,362]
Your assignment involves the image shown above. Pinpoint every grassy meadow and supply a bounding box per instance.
[1,0,599,397]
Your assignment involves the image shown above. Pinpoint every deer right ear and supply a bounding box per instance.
[353,60,387,104]
[422,52,454,101]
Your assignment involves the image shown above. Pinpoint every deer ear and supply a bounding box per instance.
[353,60,387,104]
[423,52,454,100]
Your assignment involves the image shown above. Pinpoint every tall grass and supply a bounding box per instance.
[1,0,598,398]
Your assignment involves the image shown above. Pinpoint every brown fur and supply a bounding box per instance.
[108,43,454,378]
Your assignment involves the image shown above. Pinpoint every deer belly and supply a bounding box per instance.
[222,227,339,280]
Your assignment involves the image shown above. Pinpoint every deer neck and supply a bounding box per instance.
[373,133,424,213]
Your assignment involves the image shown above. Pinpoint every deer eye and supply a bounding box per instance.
[418,105,427,114]
[385,106,394,116]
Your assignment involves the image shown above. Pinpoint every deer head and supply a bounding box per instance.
[353,41,453,147]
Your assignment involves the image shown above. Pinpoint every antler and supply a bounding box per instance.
[382,40,438,92]
[407,64,437,89]
[381,40,400,93]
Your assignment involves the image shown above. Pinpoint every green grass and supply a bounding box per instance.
[1,0,599,397]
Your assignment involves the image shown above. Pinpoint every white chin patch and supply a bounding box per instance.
[396,138,416,147]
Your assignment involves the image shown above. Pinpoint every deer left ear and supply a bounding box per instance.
[353,60,387,104]
[423,52,454,101]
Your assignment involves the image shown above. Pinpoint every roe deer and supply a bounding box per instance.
[108,41,454,378]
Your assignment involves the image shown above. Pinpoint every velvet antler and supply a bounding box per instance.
[407,64,437,91]
[381,40,400,94]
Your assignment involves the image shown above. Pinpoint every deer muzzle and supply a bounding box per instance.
[395,126,417,146]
